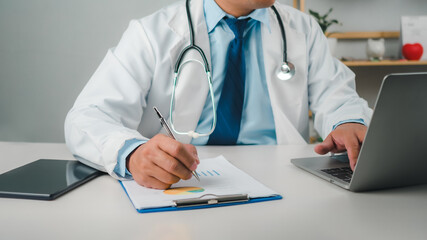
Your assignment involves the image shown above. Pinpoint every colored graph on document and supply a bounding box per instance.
[163,187,205,195]
[196,169,221,177]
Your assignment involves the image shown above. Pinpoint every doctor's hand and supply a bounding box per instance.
[126,134,199,189]
[314,123,367,171]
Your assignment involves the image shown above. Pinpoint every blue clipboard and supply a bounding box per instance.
[119,181,283,213]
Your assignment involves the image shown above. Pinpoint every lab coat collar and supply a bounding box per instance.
[204,0,225,33]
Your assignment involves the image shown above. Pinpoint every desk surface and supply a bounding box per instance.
[1,142,426,240]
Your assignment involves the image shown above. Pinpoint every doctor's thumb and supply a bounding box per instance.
[314,135,335,155]
[184,144,200,164]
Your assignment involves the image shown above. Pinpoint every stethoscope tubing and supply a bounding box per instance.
[271,5,288,63]
[174,0,211,73]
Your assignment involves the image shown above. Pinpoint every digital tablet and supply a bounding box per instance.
[0,159,104,200]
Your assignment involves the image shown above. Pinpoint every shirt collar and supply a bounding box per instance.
[204,0,271,33]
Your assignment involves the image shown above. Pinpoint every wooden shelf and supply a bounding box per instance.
[294,3,421,67]
[342,60,427,67]
[327,31,400,39]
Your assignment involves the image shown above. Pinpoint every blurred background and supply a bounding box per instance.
[1,0,427,143]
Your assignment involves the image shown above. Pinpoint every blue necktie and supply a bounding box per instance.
[207,18,248,145]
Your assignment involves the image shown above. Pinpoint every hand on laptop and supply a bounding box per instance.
[314,123,367,170]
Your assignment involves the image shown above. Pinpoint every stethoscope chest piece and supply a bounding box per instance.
[277,61,295,81]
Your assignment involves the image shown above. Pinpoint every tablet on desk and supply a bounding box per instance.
[0,159,103,200]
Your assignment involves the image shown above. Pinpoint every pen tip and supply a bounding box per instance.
[193,172,200,181]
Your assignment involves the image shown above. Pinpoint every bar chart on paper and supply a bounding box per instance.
[196,169,221,177]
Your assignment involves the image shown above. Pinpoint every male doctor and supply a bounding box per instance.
[65,0,372,189]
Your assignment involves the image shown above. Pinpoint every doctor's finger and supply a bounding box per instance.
[356,127,367,143]
[158,138,198,172]
[314,135,336,155]
[147,164,181,185]
[184,144,199,164]
[130,164,171,190]
[154,149,193,180]
[142,175,171,190]
[343,135,361,170]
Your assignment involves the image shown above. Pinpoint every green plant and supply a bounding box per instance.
[309,8,341,35]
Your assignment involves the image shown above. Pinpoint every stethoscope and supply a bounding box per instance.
[170,0,295,139]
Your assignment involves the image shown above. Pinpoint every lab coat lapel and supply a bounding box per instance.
[262,6,308,145]
[168,0,211,144]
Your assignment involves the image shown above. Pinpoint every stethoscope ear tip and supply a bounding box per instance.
[277,62,295,81]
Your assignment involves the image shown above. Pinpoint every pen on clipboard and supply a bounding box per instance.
[153,106,200,181]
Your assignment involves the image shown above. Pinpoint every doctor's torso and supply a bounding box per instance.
[132,0,313,144]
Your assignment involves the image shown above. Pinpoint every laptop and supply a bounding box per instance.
[291,72,427,192]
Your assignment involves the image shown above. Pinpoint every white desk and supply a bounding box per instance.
[1,142,426,240]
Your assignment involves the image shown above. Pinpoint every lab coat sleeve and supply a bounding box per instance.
[64,20,154,179]
[305,17,373,139]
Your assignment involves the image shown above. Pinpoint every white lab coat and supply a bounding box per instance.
[64,0,372,178]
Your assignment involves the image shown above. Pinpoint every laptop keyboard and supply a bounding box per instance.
[321,167,353,183]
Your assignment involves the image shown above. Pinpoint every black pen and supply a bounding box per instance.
[153,106,200,181]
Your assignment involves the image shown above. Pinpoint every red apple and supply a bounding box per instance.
[402,43,424,60]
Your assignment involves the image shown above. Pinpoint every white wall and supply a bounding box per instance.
[0,0,174,142]
[0,0,426,143]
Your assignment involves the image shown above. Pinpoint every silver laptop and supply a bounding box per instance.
[291,72,427,192]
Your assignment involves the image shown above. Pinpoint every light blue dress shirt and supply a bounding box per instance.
[113,0,364,178]
[191,0,276,145]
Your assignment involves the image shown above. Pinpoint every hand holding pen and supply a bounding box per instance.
[154,107,200,181]
[125,109,200,189]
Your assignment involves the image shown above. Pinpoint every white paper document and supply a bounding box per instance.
[120,155,281,211]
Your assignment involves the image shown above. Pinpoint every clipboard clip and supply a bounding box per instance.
[173,194,249,208]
